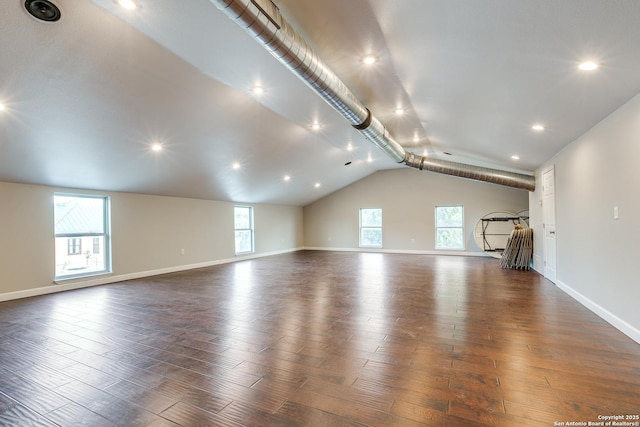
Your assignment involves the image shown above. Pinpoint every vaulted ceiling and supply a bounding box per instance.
[2,0,640,205]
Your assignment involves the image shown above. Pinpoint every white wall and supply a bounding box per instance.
[530,91,640,343]
[304,168,529,254]
[0,182,303,300]
[0,183,54,295]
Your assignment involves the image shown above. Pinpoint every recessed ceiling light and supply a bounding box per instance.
[314,182,321,188]
[311,123,321,131]
[151,143,162,151]
[283,175,291,181]
[0,103,5,111]
[232,162,240,169]
[578,61,599,71]
[394,108,405,116]
[118,0,137,10]
[362,55,377,65]
[531,124,545,131]
[511,155,520,160]
[347,143,353,152]
[251,86,264,95]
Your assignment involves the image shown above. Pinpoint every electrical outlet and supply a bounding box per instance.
[613,206,619,220]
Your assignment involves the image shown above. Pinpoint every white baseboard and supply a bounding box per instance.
[0,247,304,303]
[302,246,490,257]
[556,279,640,345]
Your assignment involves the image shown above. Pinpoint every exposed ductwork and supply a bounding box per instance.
[210,0,536,191]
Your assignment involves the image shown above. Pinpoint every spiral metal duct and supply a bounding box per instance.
[210,0,536,191]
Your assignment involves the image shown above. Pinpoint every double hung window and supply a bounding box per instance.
[359,208,382,248]
[435,205,464,250]
[234,206,254,254]
[54,194,110,279]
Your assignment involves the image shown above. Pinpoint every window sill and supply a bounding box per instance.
[54,270,112,284]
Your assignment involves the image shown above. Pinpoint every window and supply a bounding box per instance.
[54,194,110,279]
[435,205,464,250]
[359,208,382,248]
[234,206,254,254]
[67,238,82,255]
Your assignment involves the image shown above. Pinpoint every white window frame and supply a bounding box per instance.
[435,205,465,250]
[54,193,111,280]
[234,206,254,255]
[359,208,383,248]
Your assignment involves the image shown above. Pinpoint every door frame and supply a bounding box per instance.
[542,166,557,283]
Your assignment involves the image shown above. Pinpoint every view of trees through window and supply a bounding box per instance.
[234,206,254,254]
[54,194,110,279]
[360,208,382,248]
[435,205,464,250]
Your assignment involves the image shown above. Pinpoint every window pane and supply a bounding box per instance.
[436,228,464,250]
[56,236,106,277]
[435,205,464,250]
[361,208,382,227]
[55,196,105,234]
[436,206,463,227]
[359,208,382,248]
[234,206,254,254]
[235,230,253,253]
[54,194,110,279]
[234,207,251,229]
[360,229,382,247]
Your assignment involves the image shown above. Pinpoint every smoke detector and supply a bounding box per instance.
[24,0,61,22]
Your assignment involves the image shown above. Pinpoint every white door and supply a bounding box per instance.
[542,167,557,283]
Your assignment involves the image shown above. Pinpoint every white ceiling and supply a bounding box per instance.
[2,0,640,205]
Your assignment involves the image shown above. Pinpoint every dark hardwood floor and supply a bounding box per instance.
[1,251,639,426]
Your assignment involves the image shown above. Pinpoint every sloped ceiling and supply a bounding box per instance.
[2,0,640,205]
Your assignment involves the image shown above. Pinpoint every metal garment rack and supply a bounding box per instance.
[480,216,529,253]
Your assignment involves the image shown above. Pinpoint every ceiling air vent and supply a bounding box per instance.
[24,0,61,22]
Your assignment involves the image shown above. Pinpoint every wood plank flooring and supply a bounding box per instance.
[1,251,639,426]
